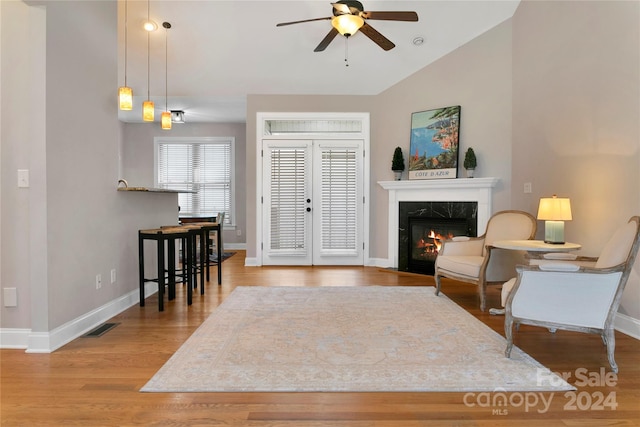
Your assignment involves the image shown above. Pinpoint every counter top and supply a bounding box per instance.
[117,187,195,193]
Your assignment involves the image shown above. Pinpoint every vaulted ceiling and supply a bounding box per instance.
[117,1,520,123]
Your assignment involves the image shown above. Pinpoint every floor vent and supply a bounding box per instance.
[83,322,119,338]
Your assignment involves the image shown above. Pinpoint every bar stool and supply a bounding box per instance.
[138,227,194,311]
[167,223,207,295]
[186,217,223,285]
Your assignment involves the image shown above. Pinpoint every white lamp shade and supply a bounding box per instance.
[537,196,572,221]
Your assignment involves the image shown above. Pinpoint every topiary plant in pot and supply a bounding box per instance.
[463,147,477,178]
[392,147,405,180]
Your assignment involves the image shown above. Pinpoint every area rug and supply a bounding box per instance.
[209,251,235,264]
[141,286,574,392]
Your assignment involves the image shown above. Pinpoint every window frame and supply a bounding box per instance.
[154,136,235,227]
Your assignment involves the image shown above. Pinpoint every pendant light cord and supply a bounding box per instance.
[147,0,150,100]
[123,0,128,86]
[165,24,168,111]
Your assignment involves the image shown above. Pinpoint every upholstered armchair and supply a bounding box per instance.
[504,216,640,373]
[434,210,537,311]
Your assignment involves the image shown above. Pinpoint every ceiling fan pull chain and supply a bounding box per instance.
[344,36,349,67]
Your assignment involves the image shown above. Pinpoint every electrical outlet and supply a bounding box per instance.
[96,274,102,289]
[110,269,116,284]
[524,182,532,194]
[236,229,242,236]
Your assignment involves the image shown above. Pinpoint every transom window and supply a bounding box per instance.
[155,137,234,225]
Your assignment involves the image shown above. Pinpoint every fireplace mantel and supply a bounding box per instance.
[379,177,499,268]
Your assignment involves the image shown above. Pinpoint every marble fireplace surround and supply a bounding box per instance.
[378,178,499,268]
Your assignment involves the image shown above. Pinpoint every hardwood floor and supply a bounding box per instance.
[2,251,639,426]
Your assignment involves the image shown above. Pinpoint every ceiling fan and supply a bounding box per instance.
[276,1,418,52]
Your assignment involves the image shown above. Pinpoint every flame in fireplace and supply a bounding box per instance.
[416,229,454,257]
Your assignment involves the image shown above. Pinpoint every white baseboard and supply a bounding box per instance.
[244,256,390,268]
[244,257,259,267]
[1,284,157,353]
[0,328,31,349]
[224,243,246,250]
[614,312,640,339]
[366,258,390,268]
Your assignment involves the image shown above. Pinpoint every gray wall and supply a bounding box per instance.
[510,0,640,319]
[1,1,177,347]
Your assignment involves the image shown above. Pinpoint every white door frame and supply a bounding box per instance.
[255,112,370,266]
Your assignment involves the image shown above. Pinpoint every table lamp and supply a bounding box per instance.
[537,195,572,244]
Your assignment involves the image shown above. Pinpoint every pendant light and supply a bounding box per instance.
[142,0,154,122]
[118,0,132,110]
[161,22,172,130]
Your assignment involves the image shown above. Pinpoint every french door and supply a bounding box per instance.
[262,139,364,265]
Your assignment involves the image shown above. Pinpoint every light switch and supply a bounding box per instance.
[17,169,29,188]
[3,288,17,307]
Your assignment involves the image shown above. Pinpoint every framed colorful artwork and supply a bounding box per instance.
[408,105,461,180]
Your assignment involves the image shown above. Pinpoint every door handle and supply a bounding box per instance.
[306,207,311,212]
[307,199,311,203]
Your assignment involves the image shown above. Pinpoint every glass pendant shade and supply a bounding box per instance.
[143,100,155,121]
[331,14,364,36]
[118,86,133,110]
[161,111,172,130]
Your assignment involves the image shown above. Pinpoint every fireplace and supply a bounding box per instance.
[398,201,477,274]
[408,217,470,275]
[378,177,499,270]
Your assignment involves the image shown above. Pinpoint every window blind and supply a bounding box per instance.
[156,139,232,224]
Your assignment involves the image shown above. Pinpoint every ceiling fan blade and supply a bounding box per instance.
[361,11,418,21]
[314,28,339,52]
[331,3,352,15]
[359,22,395,51]
[276,16,332,27]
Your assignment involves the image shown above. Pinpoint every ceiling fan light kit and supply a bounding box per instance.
[332,14,364,36]
[276,0,418,52]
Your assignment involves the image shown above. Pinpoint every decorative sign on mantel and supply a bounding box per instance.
[408,105,461,180]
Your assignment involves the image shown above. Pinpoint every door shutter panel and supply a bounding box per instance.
[267,145,310,255]
[318,145,360,256]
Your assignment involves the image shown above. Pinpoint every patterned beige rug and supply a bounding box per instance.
[142,286,574,392]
